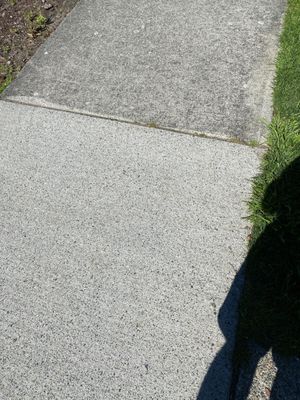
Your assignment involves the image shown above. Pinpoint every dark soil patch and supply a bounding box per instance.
[0,0,78,92]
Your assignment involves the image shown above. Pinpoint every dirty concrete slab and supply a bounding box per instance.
[1,0,286,141]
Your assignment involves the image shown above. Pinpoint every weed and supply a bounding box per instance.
[0,64,13,93]
[1,45,11,55]
[24,10,47,33]
[147,121,159,129]
[248,139,260,148]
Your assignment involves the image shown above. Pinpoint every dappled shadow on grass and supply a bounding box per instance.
[197,157,300,399]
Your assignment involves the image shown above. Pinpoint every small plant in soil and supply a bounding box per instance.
[25,10,48,34]
[0,64,13,93]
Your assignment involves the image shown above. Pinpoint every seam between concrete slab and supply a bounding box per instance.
[1,98,267,149]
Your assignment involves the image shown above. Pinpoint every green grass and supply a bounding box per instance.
[0,64,13,94]
[24,10,47,33]
[249,117,300,241]
[237,0,300,358]
[273,0,300,118]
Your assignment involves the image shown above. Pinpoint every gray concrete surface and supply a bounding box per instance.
[1,0,286,141]
[0,100,260,399]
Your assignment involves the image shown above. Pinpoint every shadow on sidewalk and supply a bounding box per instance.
[197,156,300,399]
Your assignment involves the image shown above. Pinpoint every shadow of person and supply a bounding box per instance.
[197,156,300,399]
[196,265,246,400]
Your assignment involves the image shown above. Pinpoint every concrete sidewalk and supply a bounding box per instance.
[2,0,285,141]
[0,100,259,399]
[0,0,285,398]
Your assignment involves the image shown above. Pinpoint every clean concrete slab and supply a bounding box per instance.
[1,0,285,141]
[0,100,260,399]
